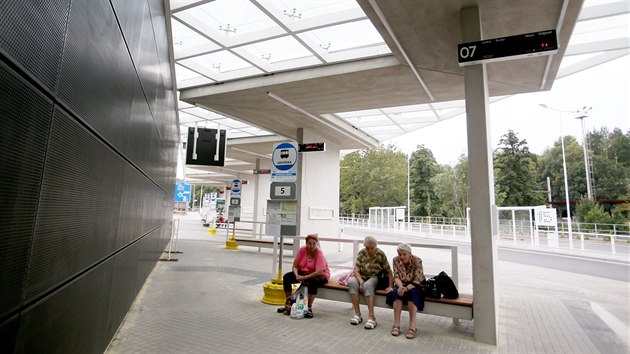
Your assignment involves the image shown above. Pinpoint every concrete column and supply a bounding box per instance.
[296,128,304,238]
[461,6,499,345]
[253,159,260,231]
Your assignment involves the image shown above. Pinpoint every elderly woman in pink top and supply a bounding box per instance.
[278,234,330,318]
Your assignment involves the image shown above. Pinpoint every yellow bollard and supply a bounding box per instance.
[261,277,286,305]
[261,265,297,305]
[208,223,217,235]
[225,226,238,249]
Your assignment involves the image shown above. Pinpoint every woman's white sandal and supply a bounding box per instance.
[350,315,362,325]
[364,319,377,329]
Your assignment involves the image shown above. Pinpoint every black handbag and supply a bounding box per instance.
[376,269,390,290]
[421,278,441,298]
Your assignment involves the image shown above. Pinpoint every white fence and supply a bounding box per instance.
[340,215,630,256]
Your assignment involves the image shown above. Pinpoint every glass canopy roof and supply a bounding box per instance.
[171,0,629,145]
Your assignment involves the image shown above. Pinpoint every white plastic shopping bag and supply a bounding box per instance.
[290,285,308,319]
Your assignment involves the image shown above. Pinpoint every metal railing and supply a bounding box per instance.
[340,215,630,256]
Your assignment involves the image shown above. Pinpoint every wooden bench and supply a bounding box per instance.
[317,279,473,321]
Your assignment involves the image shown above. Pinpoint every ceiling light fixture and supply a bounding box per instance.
[283,8,302,20]
[219,24,236,34]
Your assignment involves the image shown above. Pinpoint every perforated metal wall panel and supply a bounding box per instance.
[25,108,125,303]
[107,238,141,338]
[0,313,19,354]
[1,0,179,351]
[0,0,70,92]
[112,0,161,120]
[0,62,53,319]
[56,0,135,156]
[123,77,154,184]
[16,258,115,354]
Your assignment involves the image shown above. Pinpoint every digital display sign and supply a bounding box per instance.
[299,142,325,152]
[458,29,558,66]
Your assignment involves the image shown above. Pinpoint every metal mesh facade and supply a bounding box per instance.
[0,1,178,353]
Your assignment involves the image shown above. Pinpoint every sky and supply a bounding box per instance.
[386,55,630,166]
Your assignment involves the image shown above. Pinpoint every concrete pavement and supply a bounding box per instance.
[106,213,629,353]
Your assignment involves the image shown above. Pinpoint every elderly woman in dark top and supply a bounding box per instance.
[387,243,425,339]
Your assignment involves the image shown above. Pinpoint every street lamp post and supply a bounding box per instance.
[539,104,574,249]
[407,153,411,230]
[575,106,593,200]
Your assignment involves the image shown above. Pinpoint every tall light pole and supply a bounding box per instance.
[539,104,574,248]
[407,153,411,227]
[575,106,593,200]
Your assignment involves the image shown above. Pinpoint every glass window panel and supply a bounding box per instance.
[183,107,225,120]
[170,0,200,11]
[336,109,382,118]
[270,0,360,21]
[214,118,250,129]
[396,110,435,119]
[180,50,253,73]
[235,35,313,64]
[344,114,389,125]
[237,127,273,136]
[171,18,220,57]
[183,0,278,38]
[361,125,404,134]
[298,19,389,55]
[175,64,214,88]
[175,63,206,81]
[226,130,254,138]
[559,53,601,67]
[570,14,629,45]
[178,111,205,124]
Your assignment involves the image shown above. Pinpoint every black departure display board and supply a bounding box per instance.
[299,142,325,152]
[458,29,558,66]
[185,127,226,166]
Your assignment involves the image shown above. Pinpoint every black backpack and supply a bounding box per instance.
[433,271,459,299]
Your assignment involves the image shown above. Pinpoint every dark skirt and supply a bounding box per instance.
[386,286,424,311]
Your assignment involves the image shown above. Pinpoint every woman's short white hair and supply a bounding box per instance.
[363,236,377,248]
[397,243,412,254]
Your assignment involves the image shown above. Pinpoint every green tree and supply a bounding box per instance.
[539,135,585,202]
[494,130,544,206]
[432,156,469,219]
[339,151,365,215]
[453,155,470,218]
[433,166,458,218]
[608,128,630,168]
[409,145,438,216]
[339,145,407,215]
[590,154,629,200]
